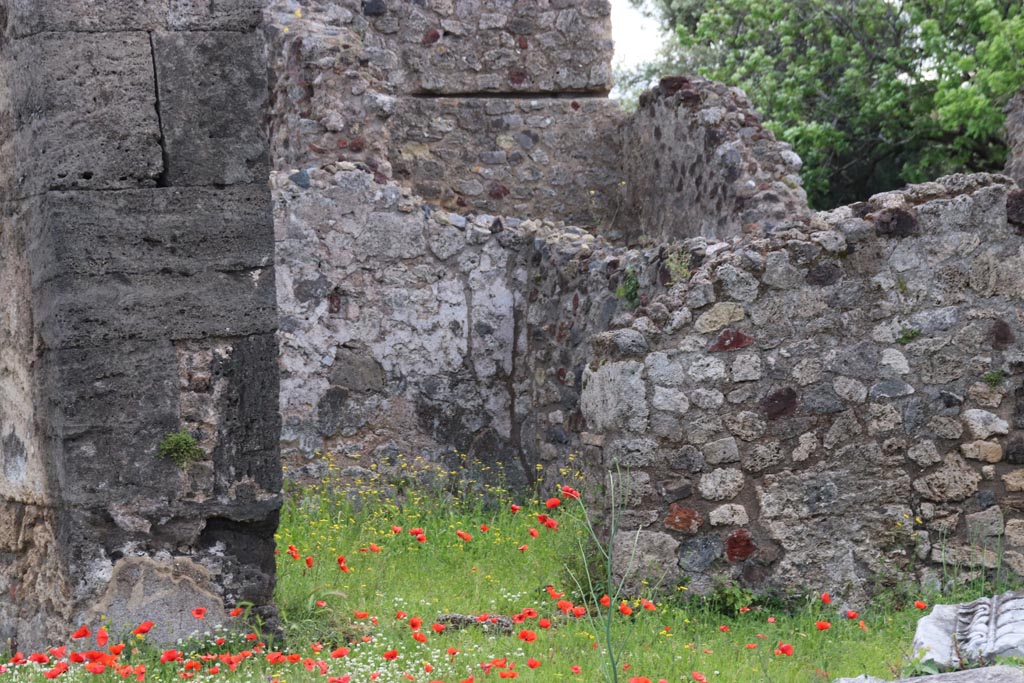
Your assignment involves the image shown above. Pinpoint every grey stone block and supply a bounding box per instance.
[208,334,282,496]
[153,30,269,185]
[28,186,275,348]
[166,0,265,31]
[3,0,164,37]
[29,186,273,283]
[33,267,276,348]
[2,32,163,198]
[37,342,180,508]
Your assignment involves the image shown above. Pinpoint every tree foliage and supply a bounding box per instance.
[632,0,1024,207]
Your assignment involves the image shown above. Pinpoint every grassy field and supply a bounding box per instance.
[4,456,1020,683]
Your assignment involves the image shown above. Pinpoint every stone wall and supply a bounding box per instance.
[275,165,532,484]
[571,174,1024,596]
[1007,91,1024,186]
[266,1,625,229]
[621,76,808,243]
[0,0,279,649]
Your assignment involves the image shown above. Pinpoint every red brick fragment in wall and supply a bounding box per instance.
[725,529,756,562]
[708,328,754,353]
[664,503,702,534]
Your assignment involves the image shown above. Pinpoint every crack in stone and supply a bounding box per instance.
[148,31,170,187]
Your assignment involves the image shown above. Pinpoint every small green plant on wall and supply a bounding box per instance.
[158,429,205,469]
[615,267,640,308]
[896,327,921,345]
[983,370,1005,388]
[664,250,691,285]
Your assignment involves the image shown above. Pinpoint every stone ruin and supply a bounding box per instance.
[1,0,1023,651]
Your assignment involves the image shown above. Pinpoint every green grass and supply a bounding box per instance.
[4,456,1022,683]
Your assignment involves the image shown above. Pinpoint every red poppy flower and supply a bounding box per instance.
[815,621,831,631]
[518,630,536,642]
[382,650,398,661]
[305,556,313,568]
[456,530,472,542]
[527,658,541,669]
[820,592,831,605]
[561,486,580,499]
[545,498,561,509]
[132,621,154,635]
[846,610,859,619]
[71,626,91,640]
[600,594,611,607]
[619,602,633,616]
[192,608,207,620]
[914,600,928,610]
[510,504,521,513]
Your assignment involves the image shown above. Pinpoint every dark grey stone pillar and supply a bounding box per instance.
[0,0,279,649]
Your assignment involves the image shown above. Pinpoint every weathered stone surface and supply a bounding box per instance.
[582,361,648,433]
[4,0,165,36]
[710,504,749,527]
[703,437,740,465]
[914,455,982,502]
[30,188,276,348]
[962,409,1010,439]
[1007,91,1024,185]
[698,468,745,501]
[153,31,269,185]
[695,303,746,333]
[81,557,227,643]
[961,440,1004,463]
[908,441,943,467]
[652,386,689,414]
[1,33,163,198]
[612,531,680,594]
[965,506,1004,539]
[621,75,808,242]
